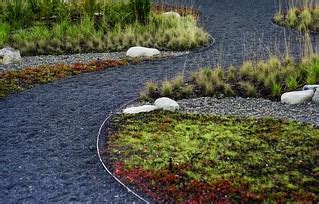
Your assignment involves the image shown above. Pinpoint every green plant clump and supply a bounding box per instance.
[108,111,319,202]
[274,7,319,32]
[140,55,319,101]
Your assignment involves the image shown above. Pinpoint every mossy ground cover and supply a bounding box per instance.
[0,59,128,99]
[107,111,319,202]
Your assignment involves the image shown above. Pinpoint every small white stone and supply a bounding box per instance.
[303,84,319,92]
[312,89,319,104]
[162,12,181,18]
[0,47,21,65]
[281,90,314,105]
[126,46,160,58]
[123,105,158,114]
[154,97,180,111]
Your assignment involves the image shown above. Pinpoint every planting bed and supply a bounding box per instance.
[140,55,319,101]
[106,111,319,202]
[0,1,208,55]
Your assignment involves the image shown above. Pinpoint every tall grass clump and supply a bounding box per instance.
[140,54,319,101]
[273,1,319,32]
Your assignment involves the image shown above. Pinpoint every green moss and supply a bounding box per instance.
[108,111,319,202]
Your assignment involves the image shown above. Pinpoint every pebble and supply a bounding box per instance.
[177,97,319,127]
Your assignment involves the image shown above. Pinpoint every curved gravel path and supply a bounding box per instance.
[1,0,318,202]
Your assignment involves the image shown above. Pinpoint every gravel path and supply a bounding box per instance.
[0,51,188,71]
[178,97,319,127]
[1,0,318,202]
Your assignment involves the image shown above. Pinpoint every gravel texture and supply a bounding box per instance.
[0,51,188,71]
[1,0,318,203]
[178,97,319,127]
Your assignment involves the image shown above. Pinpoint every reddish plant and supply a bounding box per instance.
[113,162,263,203]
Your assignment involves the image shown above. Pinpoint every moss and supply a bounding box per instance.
[108,111,319,202]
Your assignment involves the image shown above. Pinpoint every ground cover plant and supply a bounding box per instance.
[107,111,319,202]
[0,59,128,99]
[274,0,319,32]
[140,54,319,101]
[0,0,208,55]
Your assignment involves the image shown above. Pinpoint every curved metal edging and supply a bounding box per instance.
[96,99,150,204]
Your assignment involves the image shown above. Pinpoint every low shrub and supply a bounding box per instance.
[140,55,319,101]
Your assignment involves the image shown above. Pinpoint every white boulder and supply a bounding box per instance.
[281,90,314,105]
[126,46,160,58]
[0,47,21,65]
[163,12,181,18]
[312,90,319,104]
[154,97,180,111]
[303,84,319,92]
[123,105,158,114]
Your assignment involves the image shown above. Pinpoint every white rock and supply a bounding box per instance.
[281,90,314,105]
[303,84,319,92]
[0,47,21,65]
[162,12,181,18]
[123,105,158,114]
[154,97,180,111]
[126,46,160,58]
[312,90,319,104]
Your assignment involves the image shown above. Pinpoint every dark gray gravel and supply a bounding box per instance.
[178,97,319,127]
[1,0,318,202]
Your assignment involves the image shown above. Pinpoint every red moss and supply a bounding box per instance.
[0,59,129,99]
[113,162,262,203]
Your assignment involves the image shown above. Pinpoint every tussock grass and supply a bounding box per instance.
[140,54,319,101]
[273,1,319,32]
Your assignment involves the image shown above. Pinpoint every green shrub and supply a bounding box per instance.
[287,8,298,27]
[161,80,173,97]
[129,0,151,25]
[239,81,257,97]
[285,75,299,91]
[300,9,312,28]
[0,23,10,47]
[271,82,282,97]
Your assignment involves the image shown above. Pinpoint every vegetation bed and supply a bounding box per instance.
[0,0,208,55]
[107,111,319,202]
[140,55,319,101]
[0,59,128,99]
